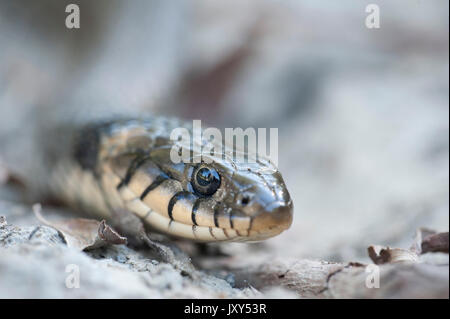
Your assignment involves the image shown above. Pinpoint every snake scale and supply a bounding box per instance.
[30,111,293,243]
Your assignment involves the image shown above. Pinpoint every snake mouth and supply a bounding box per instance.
[123,191,291,242]
[116,175,293,242]
[114,172,291,242]
[242,201,293,241]
[251,201,293,232]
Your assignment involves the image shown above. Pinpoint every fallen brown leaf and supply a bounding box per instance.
[368,245,419,264]
[33,203,127,251]
[368,227,449,265]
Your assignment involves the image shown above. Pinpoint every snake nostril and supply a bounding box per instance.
[236,193,252,206]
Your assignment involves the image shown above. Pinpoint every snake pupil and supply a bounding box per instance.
[198,168,212,184]
[193,166,221,196]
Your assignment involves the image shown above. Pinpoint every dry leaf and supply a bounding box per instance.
[33,204,127,251]
[368,245,419,264]
[411,228,449,254]
[421,232,449,254]
[368,227,449,265]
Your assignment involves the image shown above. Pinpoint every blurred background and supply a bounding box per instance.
[0,0,448,265]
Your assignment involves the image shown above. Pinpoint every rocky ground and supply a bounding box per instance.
[0,196,448,298]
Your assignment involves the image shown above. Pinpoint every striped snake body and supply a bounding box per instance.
[41,116,293,242]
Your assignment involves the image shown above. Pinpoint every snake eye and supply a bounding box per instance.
[192,166,221,196]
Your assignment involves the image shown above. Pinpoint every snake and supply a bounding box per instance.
[32,113,293,243]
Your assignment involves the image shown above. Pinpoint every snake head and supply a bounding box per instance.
[195,156,293,241]
[140,142,294,242]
